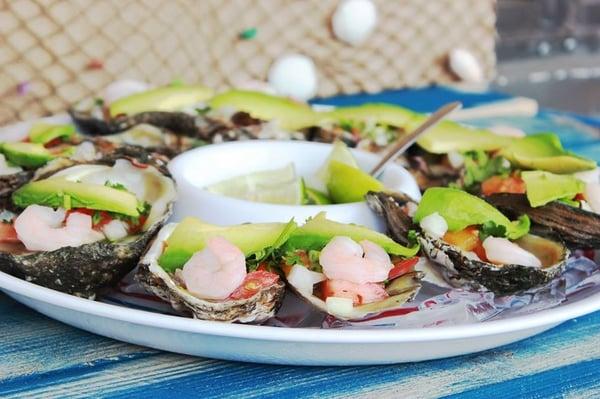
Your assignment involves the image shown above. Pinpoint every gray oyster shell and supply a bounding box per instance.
[0,160,176,298]
[0,170,33,207]
[135,224,285,323]
[366,191,569,295]
[286,266,422,321]
[486,193,600,249]
[418,232,568,295]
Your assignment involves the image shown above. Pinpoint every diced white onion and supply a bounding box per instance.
[102,220,129,241]
[325,296,355,318]
[70,141,97,162]
[447,151,465,169]
[420,212,448,239]
[287,264,326,294]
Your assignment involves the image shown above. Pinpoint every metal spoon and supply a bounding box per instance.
[369,101,463,177]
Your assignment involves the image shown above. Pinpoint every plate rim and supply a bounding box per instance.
[1,270,599,344]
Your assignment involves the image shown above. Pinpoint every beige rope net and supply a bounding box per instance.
[0,0,496,125]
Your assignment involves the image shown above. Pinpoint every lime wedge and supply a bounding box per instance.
[316,140,358,183]
[302,180,332,205]
[327,160,384,203]
[207,163,303,205]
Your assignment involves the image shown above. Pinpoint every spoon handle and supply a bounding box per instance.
[369,101,463,177]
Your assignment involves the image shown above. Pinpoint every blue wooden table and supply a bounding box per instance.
[1,88,600,398]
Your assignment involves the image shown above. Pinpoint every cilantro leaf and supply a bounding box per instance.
[462,151,512,192]
[479,221,507,241]
[104,181,128,191]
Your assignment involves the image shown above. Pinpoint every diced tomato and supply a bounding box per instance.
[472,242,489,262]
[318,279,388,306]
[388,257,419,280]
[575,193,586,202]
[43,137,64,148]
[228,271,280,300]
[0,223,19,244]
[130,158,149,169]
[127,214,147,234]
[443,226,481,252]
[481,175,526,196]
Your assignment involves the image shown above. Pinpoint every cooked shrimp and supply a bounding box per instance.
[482,236,541,267]
[14,205,104,252]
[319,236,393,284]
[180,236,247,300]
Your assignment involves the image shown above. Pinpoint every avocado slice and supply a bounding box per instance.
[158,217,297,272]
[522,170,585,207]
[208,90,317,130]
[316,103,419,128]
[109,85,214,117]
[12,179,140,217]
[414,187,530,240]
[500,133,597,174]
[0,142,55,168]
[29,123,76,144]
[416,118,512,154]
[283,212,419,257]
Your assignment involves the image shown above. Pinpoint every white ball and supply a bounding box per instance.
[103,79,150,104]
[268,54,318,101]
[332,0,377,46]
[448,48,484,83]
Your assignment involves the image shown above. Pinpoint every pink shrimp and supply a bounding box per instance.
[14,205,104,252]
[180,236,247,300]
[319,236,393,284]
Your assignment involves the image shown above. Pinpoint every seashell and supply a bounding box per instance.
[331,0,377,46]
[268,54,318,101]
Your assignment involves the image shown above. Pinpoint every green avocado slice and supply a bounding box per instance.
[29,123,76,144]
[316,103,418,128]
[414,187,530,240]
[500,133,597,174]
[208,90,317,130]
[158,217,297,272]
[109,85,214,116]
[12,179,140,217]
[0,142,55,168]
[283,212,419,257]
[522,171,585,207]
[416,119,512,154]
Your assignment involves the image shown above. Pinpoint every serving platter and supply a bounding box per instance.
[0,266,599,366]
[1,96,600,366]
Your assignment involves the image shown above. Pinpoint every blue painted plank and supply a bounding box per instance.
[310,86,512,112]
[441,359,600,399]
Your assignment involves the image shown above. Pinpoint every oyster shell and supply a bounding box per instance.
[135,224,285,323]
[285,265,422,321]
[366,191,569,295]
[418,231,568,295]
[0,159,176,298]
[485,193,600,249]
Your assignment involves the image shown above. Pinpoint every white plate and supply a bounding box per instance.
[1,270,599,366]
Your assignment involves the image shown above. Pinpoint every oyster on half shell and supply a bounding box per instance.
[135,224,285,323]
[366,191,569,295]
[0,159,176,298]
